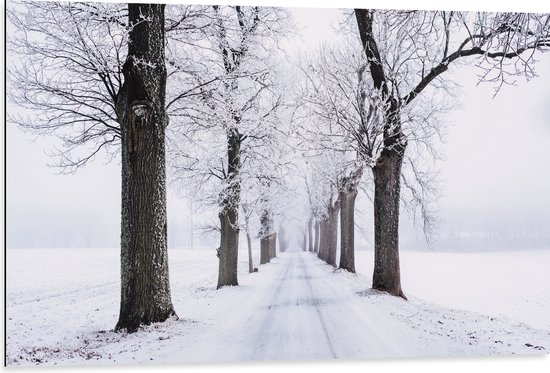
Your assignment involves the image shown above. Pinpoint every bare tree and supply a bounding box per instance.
[354,9,550,298]
[278,225,287,253]
[213,5,288,288]
[7,1,219,331]
[241,203,255,273]
[167,5,289,288]
[314,219,320,253]
[307,217,314,252]
[260,207,277,263]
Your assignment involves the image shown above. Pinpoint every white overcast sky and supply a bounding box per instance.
[5,0,550,249]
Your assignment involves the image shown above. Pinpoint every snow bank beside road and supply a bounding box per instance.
[354,250,550,330]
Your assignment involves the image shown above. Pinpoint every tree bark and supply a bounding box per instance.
[372,146,407,299]
[307,217,314,252]
[242,205,254,274]
[327,199,340,267]
[260,209,272,264]
[356,9,406,299]
[323,219,330,261]
[246,231,253,273]
[278,226,286,253]
[319,218,328,262]
[317,220,324,259]
[260,235,270,264]
[217,130,241,288]
[115,3,175,333]
[270,233,277,258]
[314,221,320,253]
[339,188,358,273]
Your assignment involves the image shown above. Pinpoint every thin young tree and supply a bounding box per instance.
[241,203,255,273]
[307,216,314,252]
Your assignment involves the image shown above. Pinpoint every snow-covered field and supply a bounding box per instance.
[5,247,550,366]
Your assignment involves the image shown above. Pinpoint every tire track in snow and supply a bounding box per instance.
[246,255,296,359]
[297,252,337,359]
[243,251,337,360]
[241,251,401,360]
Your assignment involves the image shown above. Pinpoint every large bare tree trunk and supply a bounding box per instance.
[372,146,406,299]
[217,130,241,288]
[339,188,358,273]
[115,3,175,332]
[307,217,314,252]
[356,9,406,299]
[327,199,340,267]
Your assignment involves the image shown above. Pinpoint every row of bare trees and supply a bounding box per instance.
[8,1,550,333]
[8,1,291,332]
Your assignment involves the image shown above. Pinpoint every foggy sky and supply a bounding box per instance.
[5,1,550,250]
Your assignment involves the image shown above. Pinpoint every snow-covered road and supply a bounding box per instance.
[198,250,402,361]
[6,248,550,366]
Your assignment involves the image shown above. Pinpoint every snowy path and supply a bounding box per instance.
[197,250,401,361]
